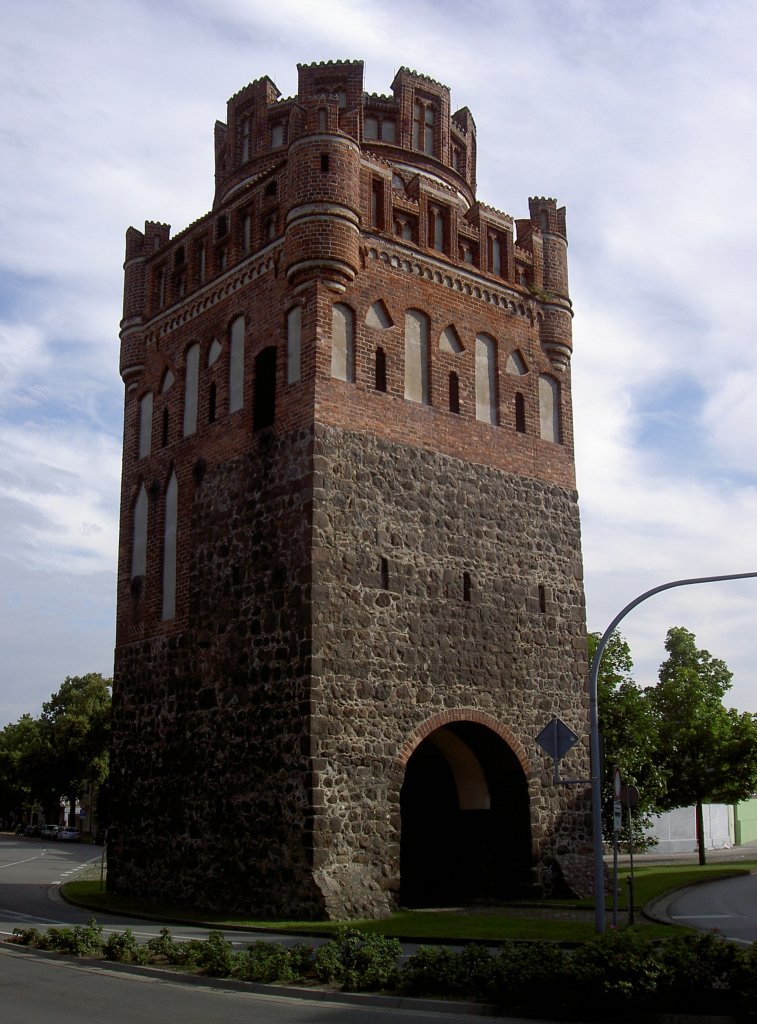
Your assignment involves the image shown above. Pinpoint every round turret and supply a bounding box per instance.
[283,132,361,291]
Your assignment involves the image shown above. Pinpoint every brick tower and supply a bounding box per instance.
[110,60,591,919]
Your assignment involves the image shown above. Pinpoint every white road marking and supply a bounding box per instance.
[0,854,45,870]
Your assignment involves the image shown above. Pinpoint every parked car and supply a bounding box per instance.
[57,827,79,842]
[24,824,41,837]
[39,824,61,840]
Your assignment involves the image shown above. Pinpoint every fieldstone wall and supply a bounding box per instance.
[308,422,592,914]
[109,425,328,918]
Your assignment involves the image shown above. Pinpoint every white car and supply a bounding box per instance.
[57,827,80,842]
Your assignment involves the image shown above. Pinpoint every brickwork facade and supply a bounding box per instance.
[109,60,592,919]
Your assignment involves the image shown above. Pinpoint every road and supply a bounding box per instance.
[665,872,757,945]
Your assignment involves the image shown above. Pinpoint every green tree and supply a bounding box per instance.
[650,627,757,865]
[590,631,662,847]
[0,714,59,823]
[39,673,112,826]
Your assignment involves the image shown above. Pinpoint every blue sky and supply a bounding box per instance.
[1,0,757,724]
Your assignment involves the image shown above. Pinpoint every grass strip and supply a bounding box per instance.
[63,861,756,944]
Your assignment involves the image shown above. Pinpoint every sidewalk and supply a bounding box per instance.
[613,837,757,867]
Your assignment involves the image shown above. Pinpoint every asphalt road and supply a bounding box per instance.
[664,872,757,945]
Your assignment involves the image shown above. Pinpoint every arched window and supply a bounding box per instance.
[331,303,355,382]
[138,393,153,459]
[161,471,178,621]
[253,347,277,430]
[539,374,561,443]
[413,100,434,154]
[404,309,430,404]
[229,316,245,413]
[183,343,200,436]
[287,306,302,384]
[475,333,498,425]
[131,484,148,580]
[375,347,387,392]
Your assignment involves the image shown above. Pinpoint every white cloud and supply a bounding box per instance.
[1,0,757,725]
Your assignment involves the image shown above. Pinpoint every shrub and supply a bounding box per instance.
[103,928,149,965]
[12,927,43,947]
[234,941,298,983]
[655,931,743,1015]
[314,928,401,991]
[489,940,571,1010]
[197,930,235,977]
[400,946,465,997]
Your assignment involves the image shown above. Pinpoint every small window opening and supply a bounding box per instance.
[264,179,277,197]
[208,381,217,424]
[538,584,547,614]
[320,153,329,172]
[375,347,387,392]
[216,215,227,239]
[463,571,472,603]
[174,246,185,268]
[380,557,389,590]
[515,392,526,433]
[161,407,169,448]
[449,371,460,414]
[318,108,327,131]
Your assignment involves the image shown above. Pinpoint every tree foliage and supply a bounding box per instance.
[650,627,757,864]
[0,673,111,824]
[590,631,662,846]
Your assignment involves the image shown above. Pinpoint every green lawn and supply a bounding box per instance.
[61,862,756,944]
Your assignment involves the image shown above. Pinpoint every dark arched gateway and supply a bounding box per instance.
[400,722,532,905]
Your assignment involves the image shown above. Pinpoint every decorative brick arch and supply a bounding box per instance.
[396,708,532,775]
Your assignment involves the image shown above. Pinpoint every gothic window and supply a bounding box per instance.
[429,206,444,251]
[183,343,200,437]
[489,233,501,276]
[515,392,526,433]
[331,303,355,382]
[155,268,165,308]
[412,100,435,155]
[241,115,252,162]
[374,347,387,392]
[253,347,277,430]
[475,333,498,425]
[539,374,562,443]
[131,484,148,580]
[161,471,178,621]
[138,392,153,459]
[287,305,302,384]
[404,309,430,404]
[161,369,175,393]
[364,116,396,142]
[229,316,245,413]
[394,216,415,242]
[271,122,285,149]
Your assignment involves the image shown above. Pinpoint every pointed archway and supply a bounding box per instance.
[399,718,532,906]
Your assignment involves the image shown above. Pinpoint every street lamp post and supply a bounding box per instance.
[588,571,757,933]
